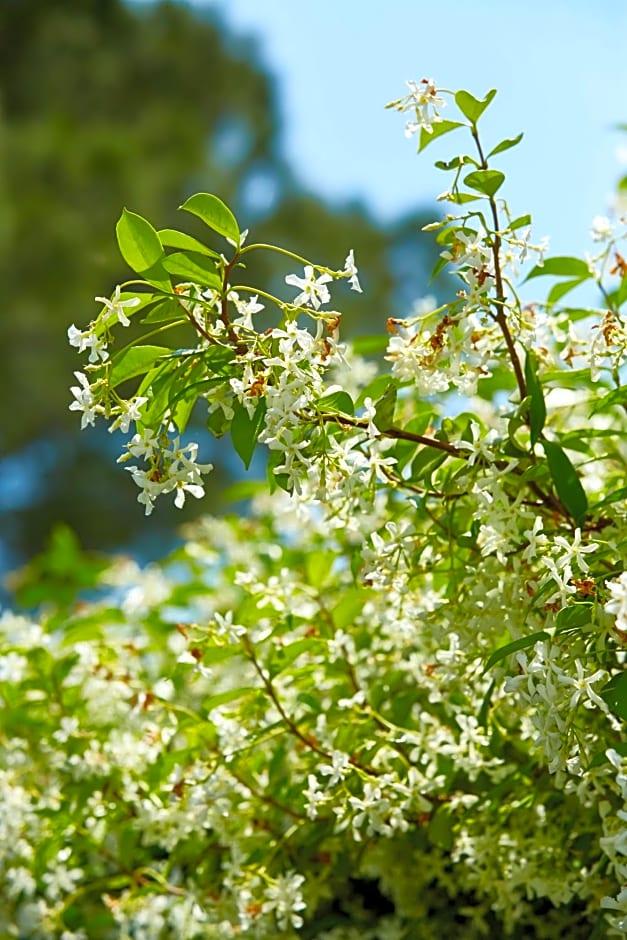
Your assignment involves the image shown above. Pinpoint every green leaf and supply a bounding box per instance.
[230,399,267,469]
[162,251,222,288]
[591,485,627,512]
[600,672,627,721]
[547,277,589,304]
[463,169,505,197]
[268,638,322,678]
[141,298,186,325]
[116,208,164,273]
[427,805,455,850]
[542,440,588,525]
[418,120,463,152]
[373,383,397,430]
[444,191,481,205]
[317,390,355,416]
[140,258,171,292]
[158,228,219,258]
[331,588,369,630]
[179,193,240,243]
[524,350,546,447]
[203,686,256,712]
[109,345,170,388]
[484,631,550,672]
[454,88,497,124]
[526,256,591,281]
[509,213,532,231]
[555,604,593,634]
[351,335,389,355]
[590,386,627,414]
[487,132,523,157]
[615,275,627,307]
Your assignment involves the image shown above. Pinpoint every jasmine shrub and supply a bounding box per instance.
[2,80,627,938]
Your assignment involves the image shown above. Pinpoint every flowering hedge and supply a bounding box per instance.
[2,80,627,938]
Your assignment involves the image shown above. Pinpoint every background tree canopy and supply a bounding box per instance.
[0,0,448,584]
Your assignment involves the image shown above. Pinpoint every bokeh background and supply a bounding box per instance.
[2,0,626,598]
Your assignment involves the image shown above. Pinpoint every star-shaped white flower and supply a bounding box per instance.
[285,265,332,310]
[95,285,141,327]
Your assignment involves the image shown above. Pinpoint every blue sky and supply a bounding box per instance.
[185,0,627,261]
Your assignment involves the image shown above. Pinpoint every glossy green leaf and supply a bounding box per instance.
[140,258,172,292]
[488,132,523,157]
[203,686,256,712]
[484,631,550,672]
[555,604,593,633]
[455,88,497,123]
[373,383,397,430]
[526,256,591,281]
[524,350,546,447]
[162,251,222,288]
[317,390,355,416]
[351,335,389,355]
[463,169,505,197]
[268,638,322,678]
[600,672,627,721]
[418,120,463,152]
[109,345,170,388]
[542,439,588,525]
[179,193,240,243]
[509,213,532,231]
[158,228,219,258]
[547,277,588,304]
[230,399,267,469]
[591,485,627,512]
[141,298,186,325]
[116,208,164,273]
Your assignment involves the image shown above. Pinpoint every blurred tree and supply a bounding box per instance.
[0,0,448,578]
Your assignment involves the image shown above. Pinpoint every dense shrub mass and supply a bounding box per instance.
[1,81,626,938]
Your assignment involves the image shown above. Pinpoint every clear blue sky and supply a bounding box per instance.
[181,0,627,259]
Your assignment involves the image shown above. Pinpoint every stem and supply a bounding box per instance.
[471,127,527,401]
[318,412,464,456]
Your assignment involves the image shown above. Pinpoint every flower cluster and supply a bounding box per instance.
[7,80,626,937]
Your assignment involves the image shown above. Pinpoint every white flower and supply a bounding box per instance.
[552,528,597,574]
[396,78,445,136]
[69,371,99,429]
[606,572,627,633]
[95,285,141,327]
[319,750,351,787]
[232,293,264,330]
[261,872,306,931]
[108,396,148,434]
[343,250,362,292]
[557,659,608,712]
[285,265,332,309]
[67,324,109,363]
[590,215,614,242]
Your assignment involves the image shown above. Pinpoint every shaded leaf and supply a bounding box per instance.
[162,251,222,288]
[600,672,627,721]
[484,631,551,672]
[542,439,588,525]
[317,390,355,416]
[231,399,267,469]
[524,349,546,447]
